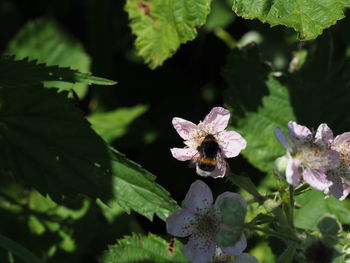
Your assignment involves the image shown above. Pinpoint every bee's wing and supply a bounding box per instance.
[210,152,227,178]
[188,152,200,168]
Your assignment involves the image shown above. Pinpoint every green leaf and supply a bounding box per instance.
[0,55,116,88]
[294,190,350,231]
[0,234,44,263]
[232,0,350,40]
[0,86,113,202]
[109,149,180,221]
[216,229,243,248]
[88,105,148,143]
[223,46,295,173]
[277,242,296,263]
[317,216,341,236]
[6,17,93,97]
[125,0,212,68]
[218,197,246,227]
[100,234,188,263]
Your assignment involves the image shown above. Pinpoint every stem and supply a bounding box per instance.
[245,224,299,243]
[289,185,295,227]
[214,28,238,49]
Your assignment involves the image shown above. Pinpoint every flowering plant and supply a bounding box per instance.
[171,107,246,178]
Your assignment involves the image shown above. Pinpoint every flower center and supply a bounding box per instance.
[193,207,221,242]
[296,143,334,169]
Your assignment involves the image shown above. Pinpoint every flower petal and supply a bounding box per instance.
[214,192,247,211]
[170,147,197,161]
[288,121,312,144]
[302,168,332,191]
[286,157,302,186]
[172,117,198,140]
[203,107,230,133]
[166,209,196,237]
[275,127,293,152]
[327,170,350,200]
[234,253,259,263]
[182,235,216,263]
[333,132,350,147]
[184,180,213,213]
[315,123,334,145]
[218,131,247,158]
[220,233,247,256]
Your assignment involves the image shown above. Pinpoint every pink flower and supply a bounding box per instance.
[170,107,246,178]
[166,180,247,263]
[325,131,350,200]
[275,122,340,191]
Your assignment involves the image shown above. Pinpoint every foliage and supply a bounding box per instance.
[125,0,212,68]
[100,234,188,263]
[231,0,350,40]
[1,1,350,263]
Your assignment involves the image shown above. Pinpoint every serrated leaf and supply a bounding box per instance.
[232,0,350,40]
[109,149,180,221]
[0,86,113,202]
[0,55,116,88]
[6,16,92,97]
[125,0,212,68]
[294,190,350,231]
[88,105,148,143]
[100,234,188,263]
[223,46,295,173]
[0,234,44,263]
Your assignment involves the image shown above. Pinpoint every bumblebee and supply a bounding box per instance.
[196,134,221,176]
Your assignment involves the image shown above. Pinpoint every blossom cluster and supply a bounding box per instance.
[275,121,350,200]
[168,107,256,263]
[167,107,349,263]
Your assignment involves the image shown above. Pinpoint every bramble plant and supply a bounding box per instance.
[1,1,350,263]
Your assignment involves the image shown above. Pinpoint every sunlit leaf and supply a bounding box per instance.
[232,0,350,40]
[6,17,94,97]
[100,234,188,263]
[125,0,212,68]
[88,105,148,143]
[109,149,180,221]
[294,190,350,231]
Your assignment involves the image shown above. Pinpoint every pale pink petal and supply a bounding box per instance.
[286,157,302,186]
[214,192,247,210]
[184,180,213,213]
[166,209,196,237]
[182,235,216,263]
[315,123,334,145]
[203,107,230,133]
[327,171,350,200]
[220,233,247,256]
[325,149,340,170]
[197,153,227,178]
[333,132,350,147]
[288,121,312,144]
[234,253,259,263]
[170,147,197,161]
[302,168,332,191]
[172,117,198,140]
[218,131,247,158]
[275,127,293,152]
